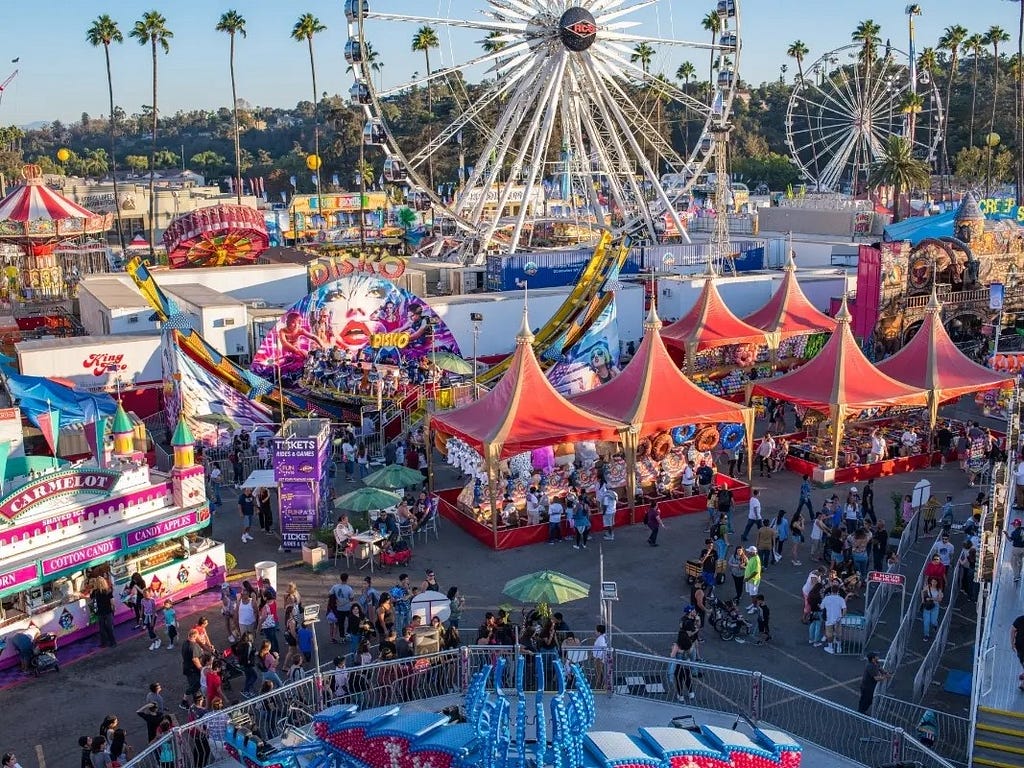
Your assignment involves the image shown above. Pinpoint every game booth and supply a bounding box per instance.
[750,294,1014,485]
[0,409,225,671]
[430,307,753,550]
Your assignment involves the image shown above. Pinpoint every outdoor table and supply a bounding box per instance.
[351,531,387,573]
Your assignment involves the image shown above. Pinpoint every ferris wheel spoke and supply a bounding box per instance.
[563,66,617,229]
[365,12,527,34]
[593,48,712,118]
[813,75,858,117]
[591,0,655,17]
[600,31,724,52]
[818,130,859,190]
[599,80,690,173]
[374,44,530,98]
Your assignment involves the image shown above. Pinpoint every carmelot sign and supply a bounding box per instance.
[308,253,407,288]
[0,469,121,523]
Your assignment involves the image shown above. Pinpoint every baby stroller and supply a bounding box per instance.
[30,632,59,676]
[716,606,752,642]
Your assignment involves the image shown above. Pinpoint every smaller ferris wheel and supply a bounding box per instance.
[785,43,943,193]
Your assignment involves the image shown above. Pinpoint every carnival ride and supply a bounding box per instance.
[785,43,943,193]
[347,0,743,259]
[162,204,269,268]
[0,164,113,299]
[224,656,802,768]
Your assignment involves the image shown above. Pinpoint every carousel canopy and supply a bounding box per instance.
[572,305,753,438]
[661,277,768,354]
[743,254,837,339]
[0,165,112,243]
[430,309,622,460]
[750,298,929,416]
[876,291,1015,422]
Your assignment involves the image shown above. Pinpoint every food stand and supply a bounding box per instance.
[0,415,224,670]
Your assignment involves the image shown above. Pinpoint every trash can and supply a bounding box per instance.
[255,561,277,592]
[837,614,866,656]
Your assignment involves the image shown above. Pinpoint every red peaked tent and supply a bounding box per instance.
[876,291,1015,424]
[751,298,929,466]
[743,255,837,340]
[429,310,622,462]
[660,277,768,367]
[572,306,756,487]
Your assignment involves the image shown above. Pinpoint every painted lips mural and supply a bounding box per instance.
[250,273,461,384]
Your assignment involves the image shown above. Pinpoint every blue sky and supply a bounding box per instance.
[0,1,1020,125]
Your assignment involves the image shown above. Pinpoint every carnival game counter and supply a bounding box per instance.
[0,539,226,671]
[436,475,751,550]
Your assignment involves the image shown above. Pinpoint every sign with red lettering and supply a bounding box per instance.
[126,510,199,547]
[0,563,39,594]
[867,571,905,586]
[41,536,124,576]
[83,353,127,376]
[0,469,121,523]
[307,253,408,289]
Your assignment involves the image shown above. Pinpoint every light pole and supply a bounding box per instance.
[303,602,324,709]
[470,312,483,400]
[985,132,1001,198]
[991,282,1005,360]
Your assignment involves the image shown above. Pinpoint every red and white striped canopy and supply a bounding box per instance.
[0,165,112,246]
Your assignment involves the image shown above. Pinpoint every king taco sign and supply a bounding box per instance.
[0,469,121,523]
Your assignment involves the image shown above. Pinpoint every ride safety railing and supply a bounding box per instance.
[123,647,955,768]
[872,694,970,767]
[912,559,965,703]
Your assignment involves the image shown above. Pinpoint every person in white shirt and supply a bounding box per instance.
[547,499,564,544]
[757,435,775,478]
[868,430,885,463]
[341,440,356,482]
[591,624,609,688]
[525,489,540,526]
[601,490,618,540]
[681,464,695,496]
[820,586,847,654]
[742,489,763,542]
[900,429,919,457]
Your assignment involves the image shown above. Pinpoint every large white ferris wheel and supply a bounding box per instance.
[344,0,742,258]
[785,43,943,194]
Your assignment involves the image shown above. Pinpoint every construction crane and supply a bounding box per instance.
[0,70,18,108]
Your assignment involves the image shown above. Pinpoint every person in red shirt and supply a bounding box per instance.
[205,660,224,706]
[923,553,947,592]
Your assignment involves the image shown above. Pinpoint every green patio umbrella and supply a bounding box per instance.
[334,487,402,512]
[428,351,475,376]
[502,570,590,605]
[363,463,425,489]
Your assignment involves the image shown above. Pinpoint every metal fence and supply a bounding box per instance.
[123,647,955,768]
[686,214,758,235]
[873,694,970,767]
[863,512,918,638]
[912,559,964,702]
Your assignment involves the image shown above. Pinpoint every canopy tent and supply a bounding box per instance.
[750,298,929,468]
[660,277,768,369]
[430,308,623,544]
[572,305,755,489]
[876,290,1015,425]
[743,254,837,341]
[4,370,117,429]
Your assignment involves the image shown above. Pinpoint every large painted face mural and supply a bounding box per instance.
[250,274,460,383]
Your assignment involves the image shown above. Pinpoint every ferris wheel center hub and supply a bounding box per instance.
[559,7,597,52]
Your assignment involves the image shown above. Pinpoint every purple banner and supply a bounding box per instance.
[0,563,39,594]
[273,437,323,482]
[279,482,317,549]
[42,536,124,577]
[126,510,199,547]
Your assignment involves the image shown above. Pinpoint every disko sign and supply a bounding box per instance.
[0,469,121,524]
[41,536,124,577]
[307,253,407,289]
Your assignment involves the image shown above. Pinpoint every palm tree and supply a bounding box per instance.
[216,10,246,205]
[630,42,655,75]
[787,40,821,188]
[985,26,1011,149]
[675,61,695,88]
[852,19,882,67]
[130,10,172,259]
[938,24,968,181]
[964,33,986,146]
[482,30,506,54]
[411,25,439,112]
[86,14,125,250]
[868,135,930,222]
[701,11,721,105]
[291,13,326,201]
[899,91,925,145]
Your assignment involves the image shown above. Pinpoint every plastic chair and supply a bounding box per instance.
[397,519,416,549]
[334,530,354,567]
[417,506,439,543]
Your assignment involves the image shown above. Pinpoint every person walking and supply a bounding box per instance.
[238,488,256,543]
[547,496,564,544]
[742,546,761,613]
[572,500,591,550]
[796,475,813,516]
[741,490,763,542]
[789,511,804,566]
[921,577,942,643]
[91,580,117,648]
[256,487,274,535]
[1012,614,1024,691]
[142,589,161,651]
[862,479,877,524]
[1004,518,1024,583]
[645,501,663,547]
[857,652,890,714]
[727,546,747,604]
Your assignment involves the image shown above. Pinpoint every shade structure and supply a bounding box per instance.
[660,277,769,364]
[0,164,112,254]
[751,298,929,467]
[334,487,402,512]
[743,254,837,341]
[502,570,590,605]
[428,350,475,376]
[362,463,426,490]
[429,308,623,461]
[876,290,1015,425]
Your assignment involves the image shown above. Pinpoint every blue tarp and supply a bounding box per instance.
[4,371,117,429]
[882,211,958,245]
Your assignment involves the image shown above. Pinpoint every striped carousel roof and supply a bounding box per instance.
[0,165,111,240]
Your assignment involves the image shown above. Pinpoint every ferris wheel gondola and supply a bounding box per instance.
[347,0,742,258]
